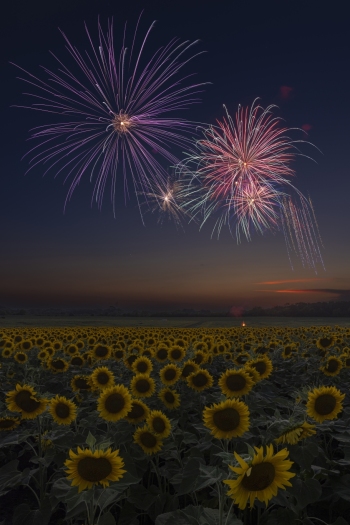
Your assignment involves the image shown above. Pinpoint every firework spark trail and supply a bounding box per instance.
[177,100,324,271]
[138,173,190,229]
[12,15,206,215]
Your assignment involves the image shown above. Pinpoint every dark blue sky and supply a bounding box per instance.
[1,0,350,310]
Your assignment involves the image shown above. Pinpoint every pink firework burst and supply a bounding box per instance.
[178,100,324,271]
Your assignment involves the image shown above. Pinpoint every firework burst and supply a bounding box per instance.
[12,15,206,214]
[139,173,189,229]
[177,100,324,271]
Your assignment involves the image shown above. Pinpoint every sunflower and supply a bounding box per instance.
[20,340,33,351]
[154,346,169,362]
[14,352,28,364]
[47,357,69,373]
[91,344,112,361]
[203,398,250,439]
[180,360,199,380]
[133,425,163,455]
[6,384,47,419]
[90,367,115,390]
[275,421,316,445]
[70,354,85,367]
[224,444,295,509]
[168,345,186,362]
[123,354,139,370]
[65,447,126,492]
[316,335,335,350]
[71,375,92,392]
[0,417,20,431]
[49,396,77,425]
[306,385,345,423]
[146,410,171,438]
[158,388,181,410]
[158,364,180,386]
[125,399,150,423]
[97,384,132,422]
[2,348,13,358]
[246,356,273,380]
[130,374,156,398]
[131,356,153,375]
[192,350,208,365]
[218,369,254,398]
[234,352,250,366]
[114,348,125,360]
[187,369,213,392]
[37,349,50,361]
[320,356,343,376]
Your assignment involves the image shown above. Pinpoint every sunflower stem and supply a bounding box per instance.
[224,499,234,525]
[36,416,45,508]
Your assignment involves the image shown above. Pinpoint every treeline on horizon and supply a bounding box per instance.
[1,301,350,317]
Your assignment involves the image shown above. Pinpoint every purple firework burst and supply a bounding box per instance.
[12,15,206,214]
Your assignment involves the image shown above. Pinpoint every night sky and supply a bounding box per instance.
[2,0,350,311]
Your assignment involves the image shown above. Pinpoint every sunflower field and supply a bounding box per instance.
[1,325,350,525]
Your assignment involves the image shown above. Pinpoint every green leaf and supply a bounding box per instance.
[169,458,225,496]
[86,431,97,448]
[155,504,243,525]
[287,477,322,511]
[98,511,116,525]
[331,474,350,502]
[265,508,298,525]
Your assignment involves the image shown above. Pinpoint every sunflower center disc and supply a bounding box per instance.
[137,362,148,373]
[213,407,240,431]
[140,431,157,448]
[95,346,108,357]
[182,365,194,377]
[17,354,26,361]
[326,359,339,373]
[157,349,168,360]
[164,369,176,381]
[77,457,112,482]
[314,394,337,415]
[136,379,151,393]
[164,391,175,403]
[75,378,90,389]
[319,337,333,348]
[55,402,70,419]
[97,372,109,385]
[226,374,246,391]
[128,403,145,418]
[15,390,41,412]
[52,360,65,369]
[104,393,125,413]
[241,462,275,491]
[192,373,208,387]
[251,361,267,375]
[171,349,182,360]
[71,357,83,366]
[115,350,124,358]
[152,417,166,433]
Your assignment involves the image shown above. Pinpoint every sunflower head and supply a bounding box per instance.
[97,384,132,422]
[158,387,181,410]
[125,399,150,423]
[306,385,345,423]
[218,369,254,398]
[223,444,295,509]
[49,396,77,425]
[203,398,250,439]
[133,425,163,455]
[65,446,126,492]
[131,356,153,375]
[146,410,171,438]
[187,369,213,392]
[130,374,156,398]
[90,367,115,390]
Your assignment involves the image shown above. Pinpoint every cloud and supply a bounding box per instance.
[274,289,350,298]
[256,279,327,285]
[279,85,294,100]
